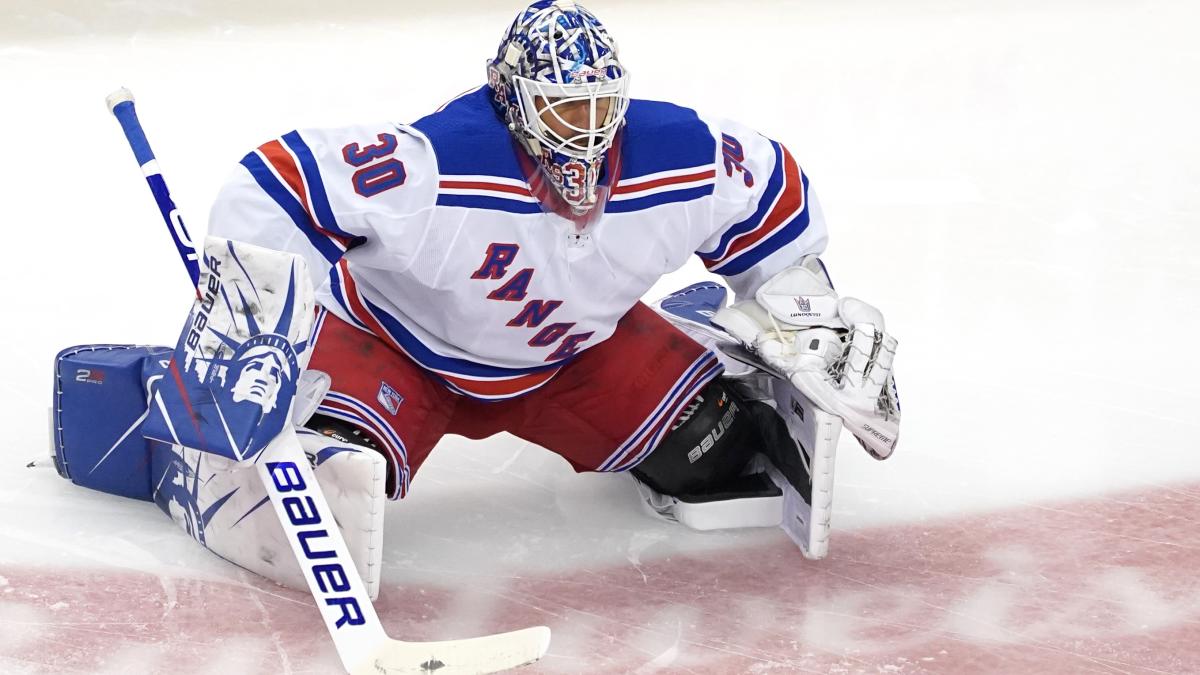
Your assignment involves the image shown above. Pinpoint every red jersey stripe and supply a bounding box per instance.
[258,140,308,207]
[718,145,805,262]
[439,180,531,197]
[259,139,355,248]
[613,169,716,196]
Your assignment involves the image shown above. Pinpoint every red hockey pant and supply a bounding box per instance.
[307,304,722,498]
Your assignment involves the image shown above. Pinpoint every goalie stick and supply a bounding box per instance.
[106,88,202,293]
[106,88,551,674]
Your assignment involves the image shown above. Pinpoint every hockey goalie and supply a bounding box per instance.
[51,0,901,606]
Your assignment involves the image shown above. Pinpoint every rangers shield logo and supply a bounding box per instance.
[377,382,404,416]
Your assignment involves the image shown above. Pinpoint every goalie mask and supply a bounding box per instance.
[488,0,630,217]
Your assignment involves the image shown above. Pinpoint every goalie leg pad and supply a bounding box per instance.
[630,377,808,533]
[631,378,760,497]
[762,380,842,559]
[150,427,387,598]
[52,343,172,500]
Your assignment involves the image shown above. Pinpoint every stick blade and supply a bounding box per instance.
[354,626,552,675]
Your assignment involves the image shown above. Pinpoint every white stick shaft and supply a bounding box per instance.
[256,428,388,673]
[256,428,551,674]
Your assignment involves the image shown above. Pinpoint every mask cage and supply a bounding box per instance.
[513,75,630,160]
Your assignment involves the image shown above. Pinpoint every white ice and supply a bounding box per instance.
[1,1,1198,673]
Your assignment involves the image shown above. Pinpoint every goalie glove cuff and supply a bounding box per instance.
[712,299,772,348]
[753,256,844,330]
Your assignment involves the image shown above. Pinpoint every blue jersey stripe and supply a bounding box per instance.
[360,295,564,379]
[714,173,812,276]
[698,141,785,261]
[239,152,344,265]
[281,131,357,241]
[436,194,543,214]
[326,267,369,330]
[605,184,714,214]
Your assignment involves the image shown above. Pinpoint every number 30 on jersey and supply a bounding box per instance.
[341,133,406,198]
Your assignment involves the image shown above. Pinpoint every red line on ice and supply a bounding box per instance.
[3,483,1198,674]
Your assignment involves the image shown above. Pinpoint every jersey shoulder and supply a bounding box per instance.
[409,87,527,182]
[234,122,437,221]
[409,90,718,182]
[619,99,718,179]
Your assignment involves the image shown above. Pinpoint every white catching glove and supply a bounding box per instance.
[713,257,901,459]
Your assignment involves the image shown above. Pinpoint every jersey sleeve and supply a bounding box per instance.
[207,123,436,302]
[695,118,829,298]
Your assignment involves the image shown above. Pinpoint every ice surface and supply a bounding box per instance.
[1,0,1198,673]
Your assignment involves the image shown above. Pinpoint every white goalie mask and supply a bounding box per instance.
[489,1,630,216]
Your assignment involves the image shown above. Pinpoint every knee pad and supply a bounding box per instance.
[632,378,761,496]
[304,413,398,495]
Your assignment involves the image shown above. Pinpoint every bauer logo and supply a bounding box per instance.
[266,460,366,629]
[377,381,404,415]
[687,399,739,464]
[569,67,607,82]
[863,424,894,447]
[183,253,224,362]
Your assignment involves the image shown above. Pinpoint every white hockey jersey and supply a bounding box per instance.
[208,87,827,400]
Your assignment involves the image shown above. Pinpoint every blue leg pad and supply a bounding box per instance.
[53,344,172,501]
